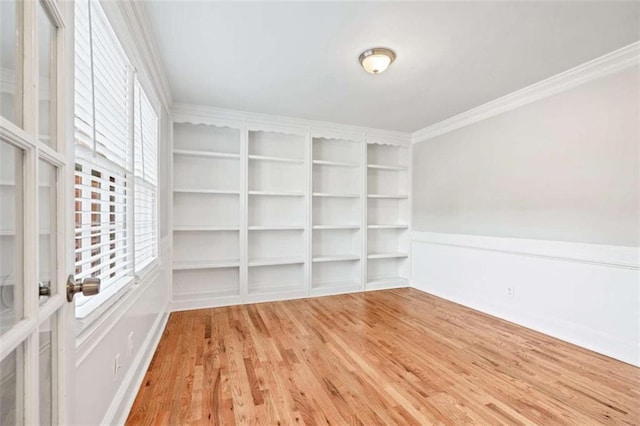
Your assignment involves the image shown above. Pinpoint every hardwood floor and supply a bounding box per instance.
[127,289,640,425]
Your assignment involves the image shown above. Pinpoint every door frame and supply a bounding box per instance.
[0,0,75,424]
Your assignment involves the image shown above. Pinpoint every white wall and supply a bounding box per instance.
[73,239,170,425]
[412,66,639,246]
[411,59,640,365]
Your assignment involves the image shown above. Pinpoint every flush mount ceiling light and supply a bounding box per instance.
[359,47,396,74]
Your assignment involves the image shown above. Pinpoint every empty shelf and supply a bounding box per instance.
[249,225,305,231]
[248,256,305,267]
[249,155,304,164]
[312,225,360,230]
[313,192,360,198]
[367,252,409,259]
[249,190,304,197]
[312,254,360,263]
[367,276,409,286]
[173,259,240,270]
[367,194,409,199]
[367,163,408,171]
[313,159,359,168]
[173,225,240,231]
[367,224,409,229]
[312,280,361,289]
[174,188,240,195]
[173,149,240,159]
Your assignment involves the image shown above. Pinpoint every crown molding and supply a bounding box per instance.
[412,41,640,144]
[172,103,411,146]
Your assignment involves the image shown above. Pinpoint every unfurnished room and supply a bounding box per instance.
[0,0,639,424]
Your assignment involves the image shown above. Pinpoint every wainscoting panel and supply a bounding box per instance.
[411,232,639,366]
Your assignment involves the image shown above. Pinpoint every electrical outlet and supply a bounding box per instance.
[114,353,121,381]
[507,286,515,299]
[128,332,134,357]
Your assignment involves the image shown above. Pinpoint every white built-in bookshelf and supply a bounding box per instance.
[311,137,363,296]
[247,131,307,298]
[172,123,242,303]
[171,114,410,310]
[366,143,410,289]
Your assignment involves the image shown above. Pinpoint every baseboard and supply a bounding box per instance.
[365,281,409,291]
[102,306,170,425]
[170,294,244,312]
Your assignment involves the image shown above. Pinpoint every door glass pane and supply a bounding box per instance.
[38,1,55,147]
[39,316,54,425]
[39,160,57,303]
[0,0,20,125]
[0,141,24,335]
[0,344,24,425]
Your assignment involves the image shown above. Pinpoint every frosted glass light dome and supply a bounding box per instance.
[359,48,396,74]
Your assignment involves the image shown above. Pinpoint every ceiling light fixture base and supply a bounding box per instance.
[359,47,396,74]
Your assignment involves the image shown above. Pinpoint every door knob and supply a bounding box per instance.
[39,281,51,297]
[66,275,101,302]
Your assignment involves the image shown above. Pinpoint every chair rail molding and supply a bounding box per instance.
[411,232,640,270]
[411,41,640,144]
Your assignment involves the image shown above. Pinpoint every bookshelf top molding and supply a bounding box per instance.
[172,103,411,147]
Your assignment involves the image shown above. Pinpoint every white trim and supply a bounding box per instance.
[102,308,169,426]
[411,41,640,144]
[171,294,244,312]
[172,103,411,147]
[41,0,66,28]
[411,231,639,270]
[365,279,408,291]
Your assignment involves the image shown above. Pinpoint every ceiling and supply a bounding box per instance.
[144,1,640,133]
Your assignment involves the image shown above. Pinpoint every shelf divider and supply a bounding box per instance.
[313,192,360,198]
[313,159,360,168]
[367,252,409,259]
[367,194,409,199]
[312,254,361,263]
[249,154,304,164]
[367,163,408,171]
[248,256,306,267]
[174,188,240,195]
[248,190,305,197]
[173,149,240,159]
[173,259,240,270]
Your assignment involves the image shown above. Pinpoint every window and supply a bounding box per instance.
[133,81,158,273]
[74,0,159,319]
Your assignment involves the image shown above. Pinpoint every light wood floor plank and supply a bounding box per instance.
[127,289,640,425]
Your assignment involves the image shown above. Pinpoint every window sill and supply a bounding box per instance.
[136,257,159,283]
[75,276,135,331]
[75,256,159,333]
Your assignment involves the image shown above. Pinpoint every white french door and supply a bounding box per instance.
[0,0,75,424]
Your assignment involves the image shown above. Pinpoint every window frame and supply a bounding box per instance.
[132,77,159,278]
[73,0,161,324]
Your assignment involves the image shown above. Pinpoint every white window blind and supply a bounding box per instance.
[133,80,158,273]
[74,0,133,316]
